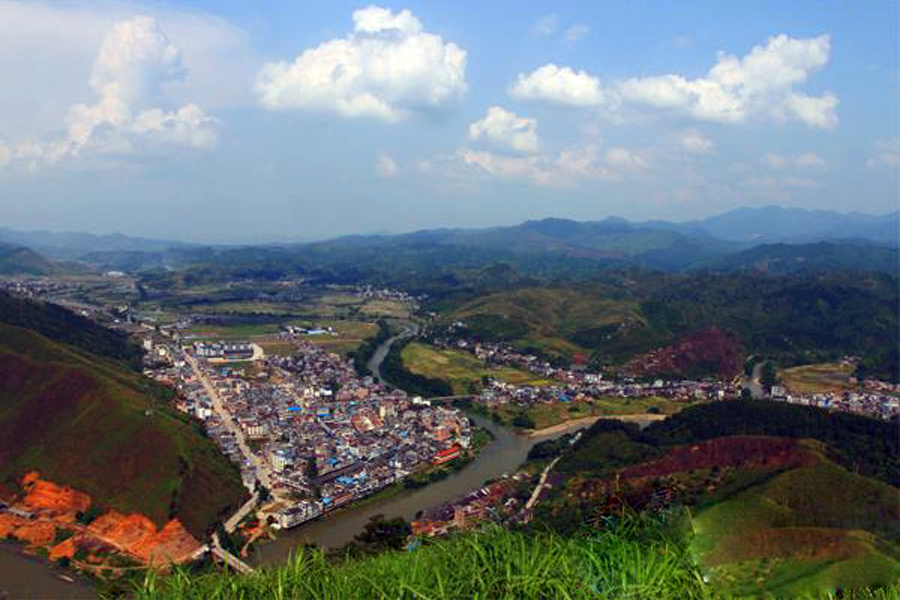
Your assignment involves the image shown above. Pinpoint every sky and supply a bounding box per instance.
[0,1,897,243]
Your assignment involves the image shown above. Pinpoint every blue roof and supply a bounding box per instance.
[288,406,301,412]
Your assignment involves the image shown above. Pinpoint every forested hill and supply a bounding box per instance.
[0,292,142,369]
[0,322,247,538]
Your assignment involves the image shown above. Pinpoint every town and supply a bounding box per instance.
[144,331,471,531]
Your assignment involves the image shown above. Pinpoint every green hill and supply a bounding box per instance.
[533,401,899,596]
[0,243,57,275]
[441,272,898,368]
[0,323,246,538]
[693,241,899,275]
[693,452,900,597]
[0,291,143,368]
[446,285,651,356]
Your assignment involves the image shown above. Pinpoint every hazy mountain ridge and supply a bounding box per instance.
[1,206,896,278]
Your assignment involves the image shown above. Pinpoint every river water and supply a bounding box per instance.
[0,542,95,599]
[365,324,417,384]
[251,413,587,565]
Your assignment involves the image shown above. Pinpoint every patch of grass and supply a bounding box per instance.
[185,323,281,339]
[779,362,855,394]
[138,516,711,599]
[359,299,410,319]
[692,453,900,597]
[402,342,553,394]
[491,397,685,429]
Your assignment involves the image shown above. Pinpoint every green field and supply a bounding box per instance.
[359,299,411,319]
[493,396,685,430]
[186,323,283,339]
[692,451,900,597]
[779,362,856,394]
[401,342,554,394]
[186,319,379,356]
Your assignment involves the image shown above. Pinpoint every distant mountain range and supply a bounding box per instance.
[656,206,899,245]
[0,227,192,259]
[0,206,896,277]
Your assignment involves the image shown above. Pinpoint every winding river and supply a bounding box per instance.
[0,326,607,591]
[251,412,581,565]
[252,326,598,565]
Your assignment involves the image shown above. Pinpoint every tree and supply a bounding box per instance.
[353,515,411,553]
[760,361,778,391]
[512,413,536,429]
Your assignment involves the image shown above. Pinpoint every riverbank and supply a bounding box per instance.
[524,413,668,437]
[250,412,589,564]
[0,541,96,599]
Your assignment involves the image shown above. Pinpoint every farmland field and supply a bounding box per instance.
[493,396,686,429]
[779,362,855,394]
[401,342,553,394]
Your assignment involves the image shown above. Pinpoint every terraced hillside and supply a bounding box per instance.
[0,323,247,538]
[692,449,900,596]
[536,402,900,596]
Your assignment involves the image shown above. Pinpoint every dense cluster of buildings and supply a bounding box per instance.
[411,477,524,537]
[192,341,254,360]
[149,339,470,530]
[771,385,900,421]
[436,338,900,422]
[0,277,81,298]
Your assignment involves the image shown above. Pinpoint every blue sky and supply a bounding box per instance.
[0,1,896,242]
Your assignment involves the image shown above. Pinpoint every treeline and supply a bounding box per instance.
[381,338,452,398]
[0,292,142,369]
[348,319,391,377]
[555,400,899,487]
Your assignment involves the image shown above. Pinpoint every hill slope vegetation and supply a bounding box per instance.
[0,323,246,538]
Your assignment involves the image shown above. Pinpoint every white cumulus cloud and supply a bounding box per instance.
[468,106,540,154]
[604,147,648,171]
[460,142,651,187]
[254,6,467,121]
[619,34,837,128]
[511,34,838,129]
[510,64,604,107]
[0,15,216,170]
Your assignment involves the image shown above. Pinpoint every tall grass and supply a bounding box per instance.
[136,515,709,599]
[134,514,900,599]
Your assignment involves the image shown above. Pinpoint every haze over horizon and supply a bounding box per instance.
[0,1,897,243]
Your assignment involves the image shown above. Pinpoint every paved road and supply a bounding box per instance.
[211,533,255,574]
[744,362,766,399]
[225,492,260,534]
[524,456,561,512]
[185,352,273,490]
